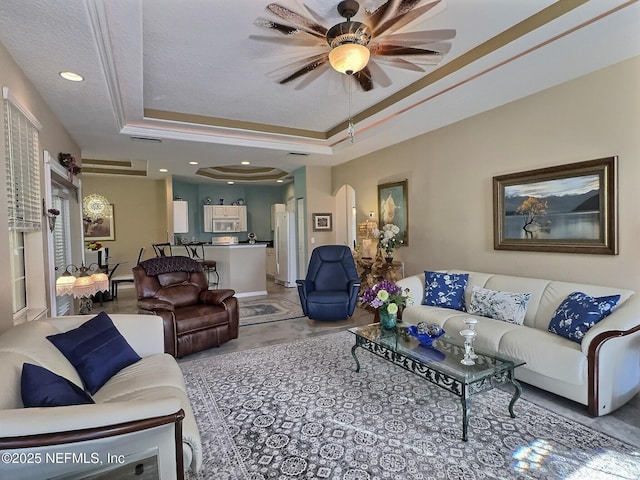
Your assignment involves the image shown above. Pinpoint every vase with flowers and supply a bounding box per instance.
[359,280,413,329]
[372,223,402,263]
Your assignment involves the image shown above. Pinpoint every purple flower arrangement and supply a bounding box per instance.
[359,280,413,314]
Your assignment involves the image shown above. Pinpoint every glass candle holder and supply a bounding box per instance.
[460,328,477,365]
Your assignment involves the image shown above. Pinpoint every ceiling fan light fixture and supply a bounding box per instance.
[329,43,370,75]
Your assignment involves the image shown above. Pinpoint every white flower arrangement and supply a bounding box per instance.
[372,223,402,256]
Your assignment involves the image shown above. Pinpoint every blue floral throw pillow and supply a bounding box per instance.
[548,291,620,344]
[423,271,469,311]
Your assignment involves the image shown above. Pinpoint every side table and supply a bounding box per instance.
[355,256,405,323]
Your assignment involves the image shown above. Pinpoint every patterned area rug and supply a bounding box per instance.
[238,296,305,326]
[181,332,640,480]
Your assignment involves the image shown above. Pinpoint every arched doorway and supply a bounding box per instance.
[334,184,356,250]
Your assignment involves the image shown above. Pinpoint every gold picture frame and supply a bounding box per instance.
[378,180,409,246]
[493,157,617,254]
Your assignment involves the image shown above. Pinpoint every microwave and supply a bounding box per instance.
[212,218,240,232]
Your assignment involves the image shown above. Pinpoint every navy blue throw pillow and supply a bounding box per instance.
[423,271,469,311]
[548,291,620,344]
[21,363,94,407]
[47,311,141,394]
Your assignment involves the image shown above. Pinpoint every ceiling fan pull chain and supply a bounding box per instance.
[348,77,355,143]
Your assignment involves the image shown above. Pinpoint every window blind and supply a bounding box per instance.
[3,87,42,232]
[52,194,72,315]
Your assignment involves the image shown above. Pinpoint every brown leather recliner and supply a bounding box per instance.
[133,256,239,358]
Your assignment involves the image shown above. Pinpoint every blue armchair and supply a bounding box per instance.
[296,245,361,321]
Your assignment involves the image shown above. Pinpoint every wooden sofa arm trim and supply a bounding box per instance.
[0,409,185,480]
[587,324,640,416]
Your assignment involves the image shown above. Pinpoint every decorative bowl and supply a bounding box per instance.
[408,324,445,346]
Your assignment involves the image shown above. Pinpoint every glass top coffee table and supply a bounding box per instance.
[348,323,526,441]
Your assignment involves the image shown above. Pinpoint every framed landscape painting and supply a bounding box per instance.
[378,180,408,246]
[493,157,617,254]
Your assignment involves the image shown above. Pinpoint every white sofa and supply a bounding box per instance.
[0,314,201,479]
[397,270,640,416]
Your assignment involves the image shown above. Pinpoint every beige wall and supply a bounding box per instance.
[333,56,640,292]
[81,176,168,265]
[0,42,82,333]
[305,166,335,260]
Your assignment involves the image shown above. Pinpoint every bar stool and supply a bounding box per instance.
[152,243,173,257]
[184,242,219,288]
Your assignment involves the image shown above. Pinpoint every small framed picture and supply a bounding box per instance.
[312,213,333,232]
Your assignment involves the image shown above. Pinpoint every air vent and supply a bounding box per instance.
[130,136,162,143]
[288,152,309,156]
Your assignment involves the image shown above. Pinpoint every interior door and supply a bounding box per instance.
[334,184,356,249]
[296,197,306,279]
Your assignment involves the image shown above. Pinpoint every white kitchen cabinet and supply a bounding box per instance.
[173,200,189,233]
[212,205,240,217]
[265,247,276,278]
[204,205,247,232]
[238,207,248,232]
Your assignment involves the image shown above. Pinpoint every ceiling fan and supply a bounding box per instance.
[252,0,456,91]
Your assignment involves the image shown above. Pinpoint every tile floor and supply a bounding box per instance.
[100,280,640,446]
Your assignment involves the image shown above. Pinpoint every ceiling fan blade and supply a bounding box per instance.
[372,44,442,57]
[372,56,426,72]
[274,55,330,85]
[353,67,374,92]
[365,60,392,88]
[249,34,325,48]
[266,53,328,78]
[373,39,452,54]
[254,17,300,36]
[381,29,456,44]
[266,4,327,38]
[364,0,397,32]
[373,0,441,37]
[301,3,327,25]
[293,62,330,90]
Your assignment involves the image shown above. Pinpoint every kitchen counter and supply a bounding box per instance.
[203,244,266,297]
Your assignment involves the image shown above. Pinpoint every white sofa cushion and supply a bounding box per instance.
[402,305,468,328]
[534,281,634,331]
[93,354,188,403]
[499,328,587,385]
[0,321,84,390]
[92,353,202,472]
[441,314,522,353]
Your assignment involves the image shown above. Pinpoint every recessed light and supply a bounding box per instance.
[241,161,250,165]
[276,179,284,183]
[189,161,198,165]
[159,168,168,173]
[59,71,84,82]
[227,181,235,185]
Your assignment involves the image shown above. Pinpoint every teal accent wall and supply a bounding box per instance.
[172,179,287,243]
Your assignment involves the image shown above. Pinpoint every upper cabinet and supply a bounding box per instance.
[204,205,247,232]
[211,205,240,217]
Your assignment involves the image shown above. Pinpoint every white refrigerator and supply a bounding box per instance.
[274,211,297,287]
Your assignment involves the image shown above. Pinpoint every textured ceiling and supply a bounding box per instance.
[0,0,638,183]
